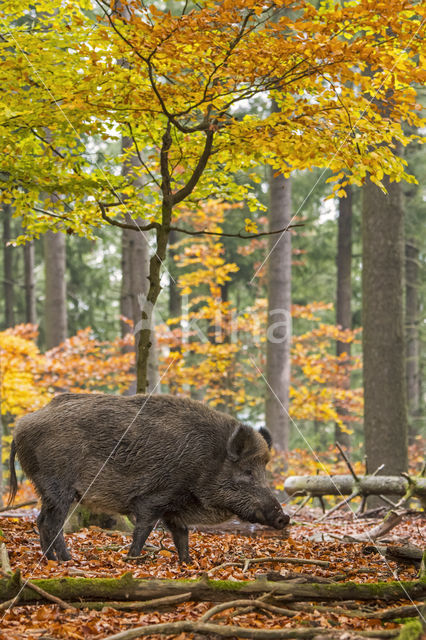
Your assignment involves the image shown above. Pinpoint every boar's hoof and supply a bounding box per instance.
[178,554,193,565]
[126,549,144,561]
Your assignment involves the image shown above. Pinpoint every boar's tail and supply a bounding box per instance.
[7,440,18,507]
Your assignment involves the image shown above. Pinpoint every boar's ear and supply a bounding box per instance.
[227,424,252,462]
[259,427,272,450]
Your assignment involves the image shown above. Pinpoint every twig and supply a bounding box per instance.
[24,579,78,611]
[200,598,297,622]
[292,494,311,515]
[0,569,76,611]
[100,620,400,639]
[0,500,37,513]
[207,556,329,575]
[0,594,21,611]
[315,490,359,522]
[287,601,423,620]
[346,510,403,542]
[71,592,192,611]
[336,441,359,481]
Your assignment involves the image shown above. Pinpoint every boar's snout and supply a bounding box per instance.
[260,499,290,529]
[271,509,290,529]
[249,497,290,530]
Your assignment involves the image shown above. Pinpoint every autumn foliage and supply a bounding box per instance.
[1,0,423,239]
[0,325,134,421]
[155,202,363,435]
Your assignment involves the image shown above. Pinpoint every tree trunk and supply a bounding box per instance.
[265,169,292,452]
[2,203,15,328]
[44,231,67,349]
[405,239,420,440]
[168,229,182,321]
[335,186,353,449]
[120,223,159,393]
[167,228,182,394]
[23,241,36,324]
[362,169,408,478]
[120,134,159,393]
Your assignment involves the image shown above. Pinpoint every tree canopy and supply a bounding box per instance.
[1,0,423,239]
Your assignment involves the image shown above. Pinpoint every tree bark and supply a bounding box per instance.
[23,241,36,324]
[362,169,408,478]
[120,222,159,393]
[120,135,159,393]
[1,573,424,606]
[335,186,352,448]
[405,239,420,439]
[2,203,15,328]
[168,229,182,321]
[265,159,292,452]
[44,230,67,349]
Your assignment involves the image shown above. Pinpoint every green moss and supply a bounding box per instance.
[396,619,423,640]
[210,579,246,591]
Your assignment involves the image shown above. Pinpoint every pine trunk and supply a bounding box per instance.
[2,203,15,327]
[265,171,292,452]
[335,186,352,449]
[23,241,36,324]
[44,231,67,349]
[362,172,408,477]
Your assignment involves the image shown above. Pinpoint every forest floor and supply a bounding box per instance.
[0,489,424,640]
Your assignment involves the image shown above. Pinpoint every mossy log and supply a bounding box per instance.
[285,475,426,501]
[1,572,425,606]
[64,505,134,533]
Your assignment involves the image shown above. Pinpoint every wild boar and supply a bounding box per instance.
[9,393,289,563]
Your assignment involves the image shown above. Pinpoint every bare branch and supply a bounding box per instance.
[171,221,303,239]
[33,207,72,222]
[171,129,214,205]
[160,121,173,200]
[98,202,159,231]
[126,122,161,187]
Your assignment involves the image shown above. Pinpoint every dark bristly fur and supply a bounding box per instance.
[10,393,290,563]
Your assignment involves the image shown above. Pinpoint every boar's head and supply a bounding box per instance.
[212,423,289,530]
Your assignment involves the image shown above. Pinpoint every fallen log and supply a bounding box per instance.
[363,544,424,566]
[285,475,426,500]
[1,572,425,606]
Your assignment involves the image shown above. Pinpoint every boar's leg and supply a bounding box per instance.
[37,503,72,561]
[128,521,156,557]
[163,516,191,564]
[35,482,75,562]
[37,507,57,561]
[128,501,159,557]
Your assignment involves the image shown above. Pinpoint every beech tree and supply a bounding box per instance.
[265,169,292,452]
[1,0,423,391]
[23,241,36,325]
[335,186,353,449]
[2,204,15,328]
[44,231,68,349]
[362,167,409,477]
